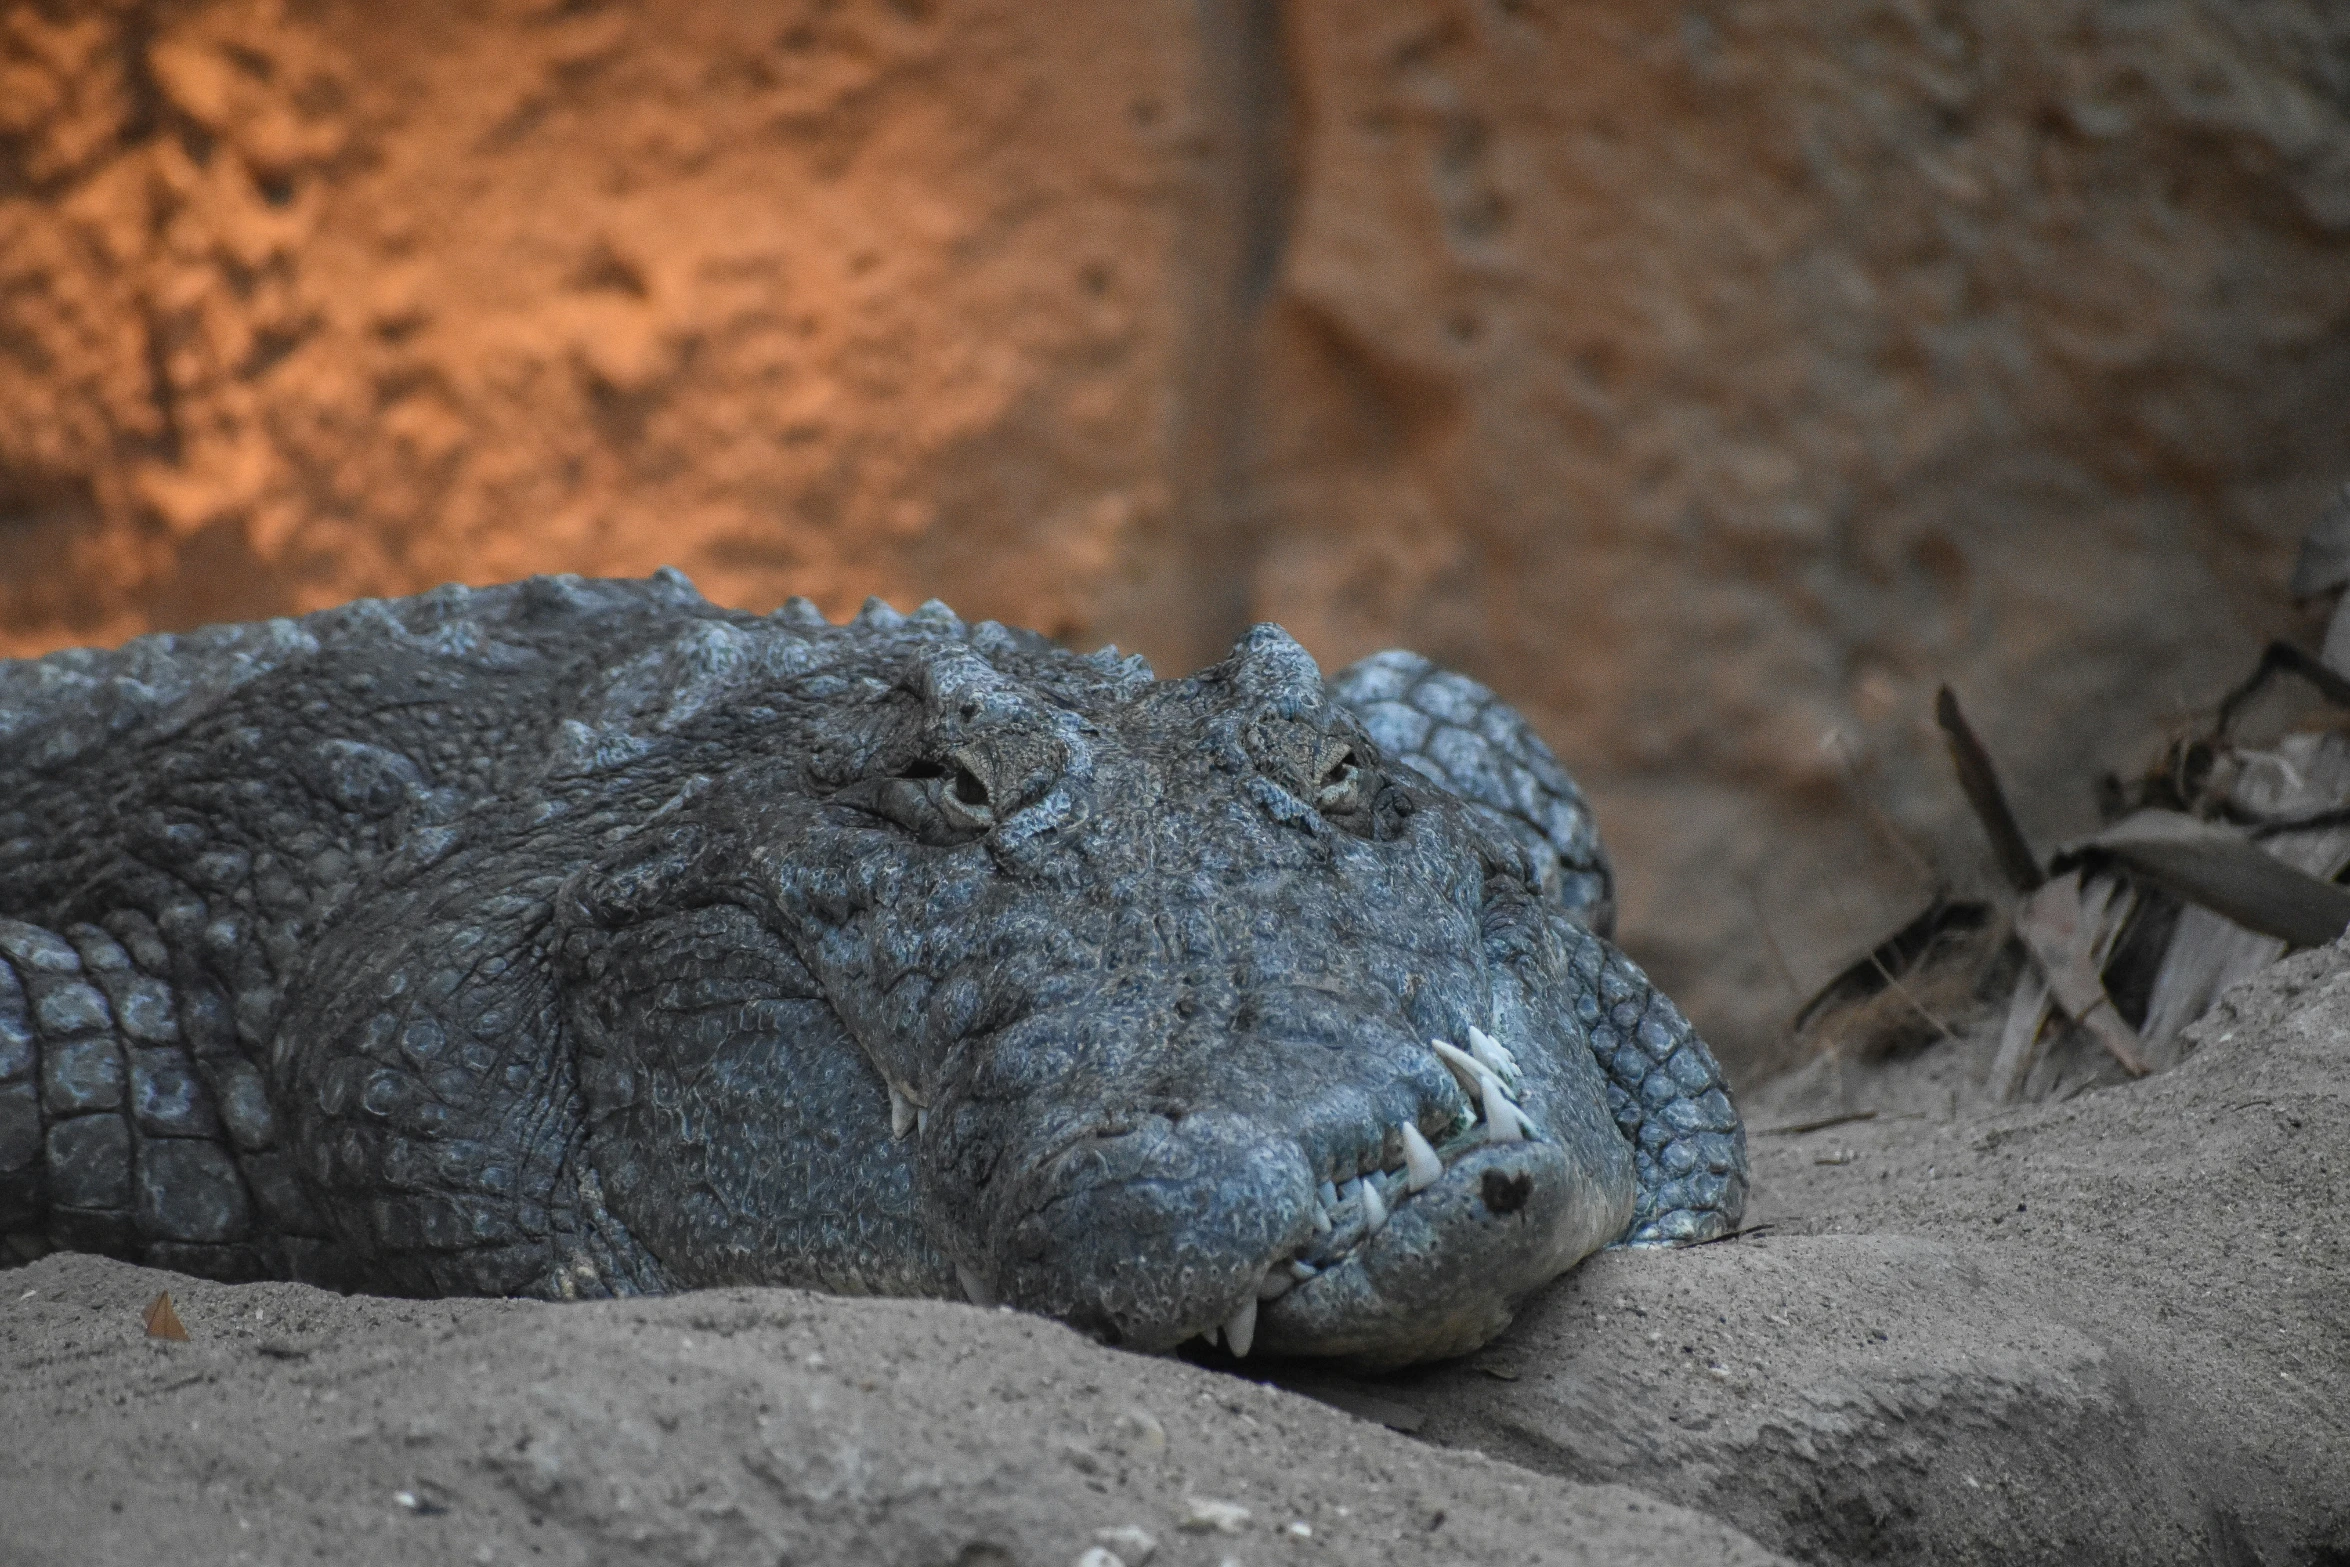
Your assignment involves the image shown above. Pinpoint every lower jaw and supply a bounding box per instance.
[1251,1139,1633,1368]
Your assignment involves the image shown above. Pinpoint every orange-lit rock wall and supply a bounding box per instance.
[5,0,2349,1074]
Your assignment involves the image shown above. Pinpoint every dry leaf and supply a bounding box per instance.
[2059,809,2350,949]
[2013,870,2148,1078]
[142,1291,189,1341]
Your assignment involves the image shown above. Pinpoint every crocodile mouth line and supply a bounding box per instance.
[1191,1026,1536,1359]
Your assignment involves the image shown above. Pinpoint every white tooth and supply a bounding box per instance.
[1431,1039,1495,1096]
[1467,1025,1519,1077]
[956,1264,994,1307]
[1319,1180,1340,1210]
[1257,1266,1295,1301]
[1203,1322,1221,1348]
[1288,1258,1320,1281]
[1398,1122,1443,1191]
[1360,1176,1389,1234]
[917,1108,930,1137]
[1311,1203,1332,1234]
[890,1086,916,1140]
[1481,1077,1529,1142]
[1225,1295,1258,1358]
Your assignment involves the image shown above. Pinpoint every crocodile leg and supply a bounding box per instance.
[0,915,329,1278]
[1554,917,1747,1244]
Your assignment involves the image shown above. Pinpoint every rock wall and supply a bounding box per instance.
[5,0,2349,1075]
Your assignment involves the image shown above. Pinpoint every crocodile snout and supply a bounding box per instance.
[954,1001,1636,1367]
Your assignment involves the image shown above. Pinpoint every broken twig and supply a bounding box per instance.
[1742,878,1805,1009]
[1790,897,1992,1039]
[1689,1223,1779,1247]
[1936,686,2044,892]
[1758,1109,1880,1137]
[2214,642,2350,739]
[1824,729,1940,886]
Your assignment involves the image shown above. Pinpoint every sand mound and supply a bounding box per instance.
[0,1257,1779,1566]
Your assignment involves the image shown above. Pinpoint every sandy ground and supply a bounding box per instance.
[6,944,2347,1566]
[1309,941,2350,1565]
[0,1261,1782,1565]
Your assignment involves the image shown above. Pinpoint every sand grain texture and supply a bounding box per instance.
[0,1257,1784,1567]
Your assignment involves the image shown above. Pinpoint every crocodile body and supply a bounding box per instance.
[0,574,1743,1365]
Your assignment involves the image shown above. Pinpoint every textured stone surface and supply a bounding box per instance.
[5,0,2350,1073]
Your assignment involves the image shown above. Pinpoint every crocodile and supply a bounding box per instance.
[0,573,1744,1366]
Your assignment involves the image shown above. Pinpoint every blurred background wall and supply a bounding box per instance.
[4,0,2348,1079]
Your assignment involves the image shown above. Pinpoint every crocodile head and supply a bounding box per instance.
[564,616,1636,1367]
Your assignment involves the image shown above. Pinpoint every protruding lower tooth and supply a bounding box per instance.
[1360,1176,1389,1234]
[890,1086,916,1140]
[1466,1025,1519,1079]
[1225,1296,1258,1358]
[1481,1077,1529,1141]
[1288,1258,1319,1281]
[1257,1266,1295,1301]
[956,1264,995,1307]
[1398,1122,1443,1191]
[1311,1203,1332,1234]
[1319,1180,1340,1210]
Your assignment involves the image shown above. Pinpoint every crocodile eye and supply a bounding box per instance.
[839,757,994,842]
[1314,748,1362,813]
[902,754,995,831]
[941,760,995,829]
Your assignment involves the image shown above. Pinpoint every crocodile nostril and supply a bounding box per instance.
[952,763,990,808]
[1481,1169,1533,1215]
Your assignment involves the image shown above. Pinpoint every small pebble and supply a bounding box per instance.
[1180,1498,1251,1534]
[1093,1525,1156,1563]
